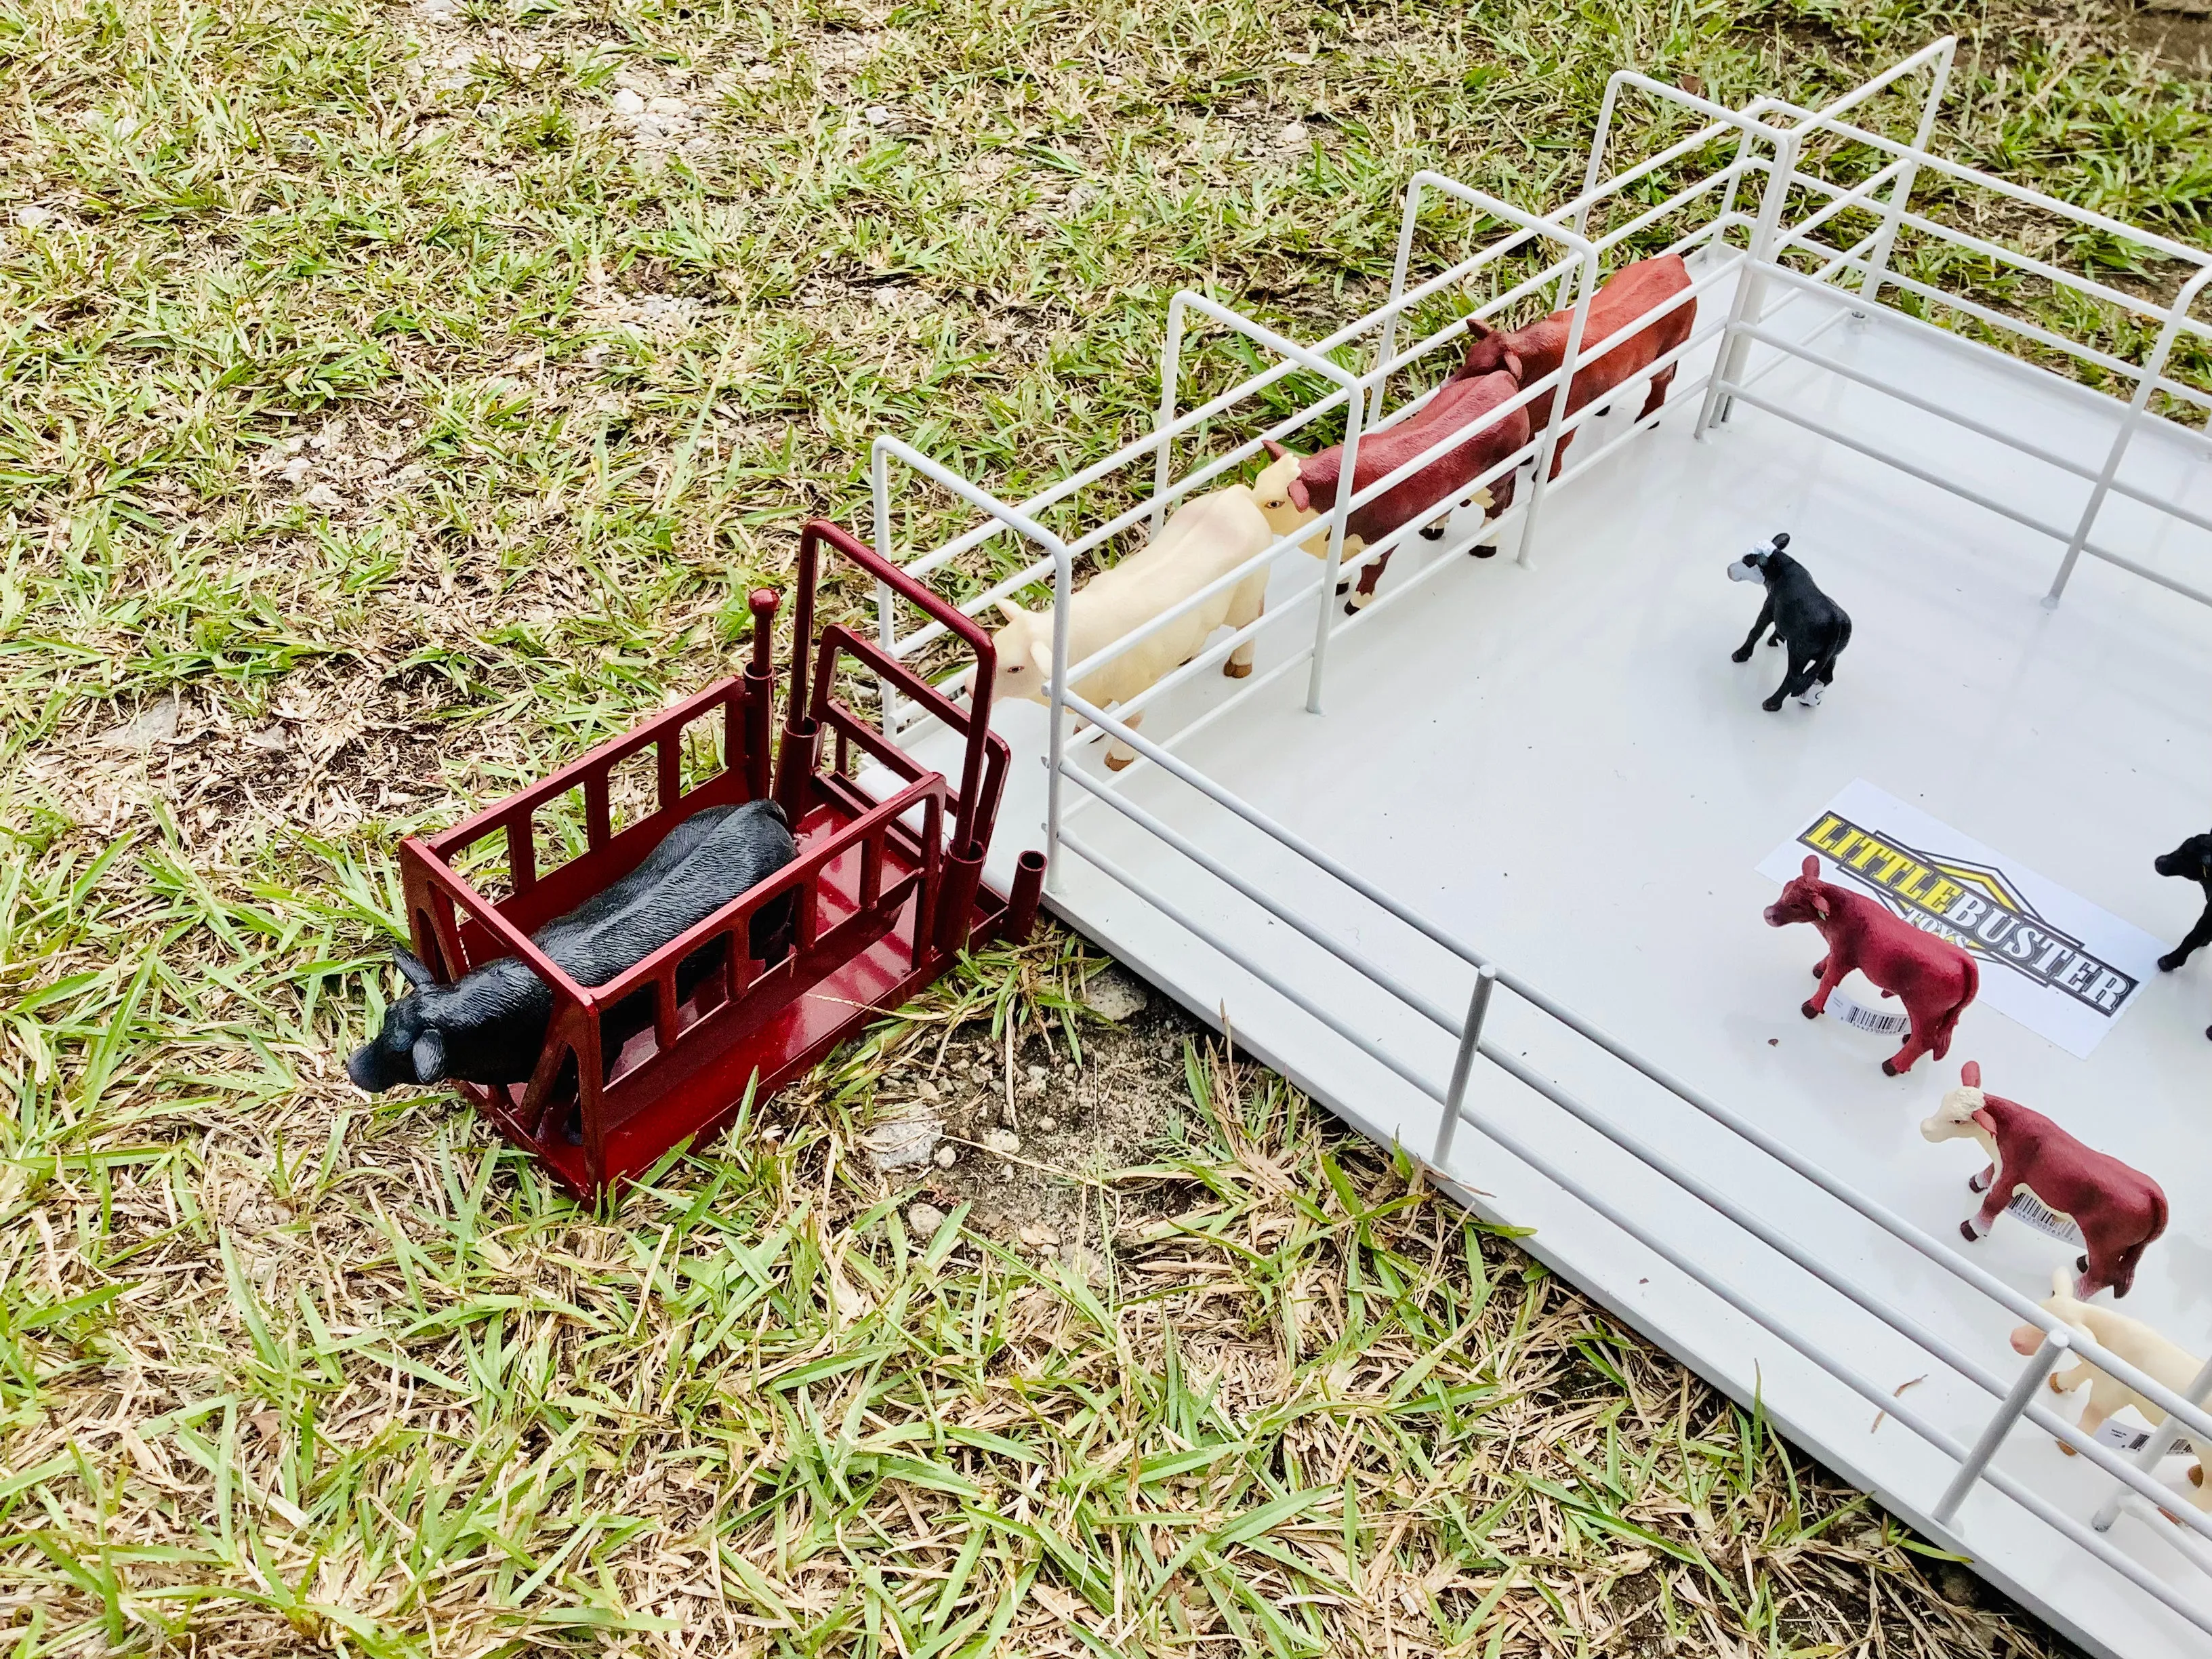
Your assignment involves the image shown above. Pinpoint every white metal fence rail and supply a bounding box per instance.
[865,39,2212,1631]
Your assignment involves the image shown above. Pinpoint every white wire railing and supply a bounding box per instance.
[865,37,2212,1630]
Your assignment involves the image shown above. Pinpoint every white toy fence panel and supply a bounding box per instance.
[863,38,2212,1639]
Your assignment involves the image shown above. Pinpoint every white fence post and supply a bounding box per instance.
[1700,125,1802,437]
[1935,1328,2070,1525]
[1153,297,1187,535]
[2092,1355,2212,1533]
[1517,248,1603,571]
[2045,263,2212,608]
[868,439,1074,888]
[1856,39,1954,311]
[1369,176,1428,432]
[1305,386,1364,714]
[1431,967,1497,1172]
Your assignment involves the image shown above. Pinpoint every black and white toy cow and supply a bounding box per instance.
[2154,832,2212,1036]
[1726,532,1852,712]
[346,800,798,1094]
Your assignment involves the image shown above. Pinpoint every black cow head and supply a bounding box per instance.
[2155,832,2212,886]
[344,947,449,1092]
[1726,530,1792,586]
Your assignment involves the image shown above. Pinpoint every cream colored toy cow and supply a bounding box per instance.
[986,464,1310,770]
[2012,1267,2210,1509]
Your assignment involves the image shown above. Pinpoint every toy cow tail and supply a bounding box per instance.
[1928,953,1978,1061]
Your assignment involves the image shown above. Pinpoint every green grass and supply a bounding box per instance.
[4,0,2207,1647]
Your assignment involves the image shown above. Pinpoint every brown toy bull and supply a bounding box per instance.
[1256,354,1530,614]
[1462,252,1696,480]
[1765,854,1978,1076]
[1925,1063,2167,1299]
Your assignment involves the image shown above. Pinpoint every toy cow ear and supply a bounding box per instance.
[1799,855,1820,881]
[393,946,436,989]
[1262,438,1290,462]
[1961,1060,1982,1088]
[1027,640,1053,680]
[994,598,1028,623]
[1467,319,1493,340]
[1810,890,1829,919]
[1502,350,1524,382]
[1287,476,1311,513]
[1971,1107,1997,1134]
[410,1028,447,1084]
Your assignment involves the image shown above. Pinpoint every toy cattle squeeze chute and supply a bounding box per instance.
[351,523,1042,1200]
[1923,1062,2167,1298]
[1764,854,1977,1075]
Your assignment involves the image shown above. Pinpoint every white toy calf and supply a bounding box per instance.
[986,458,1311,771]
[2012,1267,2211,1510]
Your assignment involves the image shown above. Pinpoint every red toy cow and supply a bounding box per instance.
[1922,1062,2167,1298]
[1765,854,1978,1076]
[1260,350,1532,614]
[1462,253,1696,481]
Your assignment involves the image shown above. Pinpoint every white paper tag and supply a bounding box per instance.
[2095,1417,2154,1454]
[1830,990,1909,1035]
[2006,1189,2085,1246]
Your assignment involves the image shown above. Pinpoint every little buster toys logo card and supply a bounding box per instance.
[1757,780,2165,1059]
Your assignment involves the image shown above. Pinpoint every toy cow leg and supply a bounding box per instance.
[2074,1252,2111,1299]
[1105,710,1143,772]
[1544,427,1578,481]
[1881,1000,1942,1074]
[1223,577,1265,678]
[1345,550,1390,614]
[1732,596,1776,664]
[1803,948,1852,1019]
[1639,361,1678,422]
[1961,1162,2011,1240]
[1769,649,1831,712]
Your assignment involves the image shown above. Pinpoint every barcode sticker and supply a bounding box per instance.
[2006,1189,2086,1246]
[2095,1417,2155,1454]
[1831,991,1909,1035]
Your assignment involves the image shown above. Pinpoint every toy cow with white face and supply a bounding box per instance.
[986,462,1311,769]
[1921,1061,2167,1298]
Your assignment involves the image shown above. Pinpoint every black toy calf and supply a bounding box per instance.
[1726,532,1851,712]
[346,800,798,1094]
[2154,832,2212,1002]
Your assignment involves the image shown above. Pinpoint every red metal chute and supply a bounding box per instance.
[394,520,1041,1199]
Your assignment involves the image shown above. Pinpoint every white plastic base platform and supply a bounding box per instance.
[903,285,2212,1658]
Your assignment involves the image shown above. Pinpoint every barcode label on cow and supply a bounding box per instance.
[2006,1189,2085,1245]
[1831,991,1909,1035]
[2094,1418,2155,1454]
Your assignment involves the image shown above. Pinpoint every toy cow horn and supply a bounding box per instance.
[1961,1060,1982,1088]
[1799,855,1819,880]
[993,598,1029,623]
